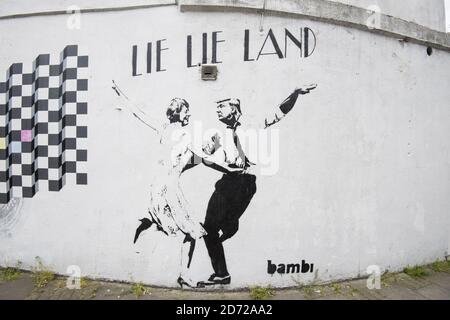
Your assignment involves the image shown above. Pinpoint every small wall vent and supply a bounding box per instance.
[201,64,218,81]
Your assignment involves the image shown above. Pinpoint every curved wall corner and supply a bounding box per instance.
[0,3,449,289]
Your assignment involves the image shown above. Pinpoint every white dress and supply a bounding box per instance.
[147,126,206,239]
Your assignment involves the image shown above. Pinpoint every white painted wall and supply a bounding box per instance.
[446,0,450,32]
[0,5,449,289]
[329,0,446,31]
[0,0,446,32]
[0,0,175,16]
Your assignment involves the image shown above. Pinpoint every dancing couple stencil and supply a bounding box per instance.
[111,80,316,288]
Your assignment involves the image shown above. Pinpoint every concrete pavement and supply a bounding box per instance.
[1,263,449,300]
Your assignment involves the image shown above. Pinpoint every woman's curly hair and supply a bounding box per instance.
[166,98,189,123]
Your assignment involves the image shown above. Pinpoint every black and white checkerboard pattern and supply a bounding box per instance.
[0,45,88,204]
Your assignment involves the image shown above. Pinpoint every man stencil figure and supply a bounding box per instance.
[198,84,317,286]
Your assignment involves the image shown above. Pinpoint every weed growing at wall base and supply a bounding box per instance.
[431,260,450,273]
[33,270,56,288]
[131,283,149,298]
[80,277,91,288]
[403,265,429,278]
[32,257,55,288]
[300,286,315,299]
[0,265,22,281]
[331,283,342,293]
[249,286,275,300]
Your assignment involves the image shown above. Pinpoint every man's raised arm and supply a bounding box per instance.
[264,84,317,129]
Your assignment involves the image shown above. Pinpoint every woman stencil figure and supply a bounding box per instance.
[111,81,240,288]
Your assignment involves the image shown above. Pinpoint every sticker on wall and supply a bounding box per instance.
[0,45,88,204]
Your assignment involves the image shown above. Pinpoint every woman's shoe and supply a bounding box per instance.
[177,276,194,288]
[133,218,152,243]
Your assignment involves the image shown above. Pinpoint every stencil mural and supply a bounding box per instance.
[0,45,88,204]
[113,80,316,288]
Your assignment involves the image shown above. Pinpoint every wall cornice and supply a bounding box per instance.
[179,0,450,52]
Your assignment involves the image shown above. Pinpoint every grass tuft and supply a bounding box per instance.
[80,277,91,288]
[403,265,429,278]
[131,283,149,298]
[249,286,275,300]
[0,265,22,281]
[431,260,450,273]
[32,257,55,288]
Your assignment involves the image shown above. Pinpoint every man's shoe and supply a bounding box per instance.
[197,274,231,287]
[210,274,231,284]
